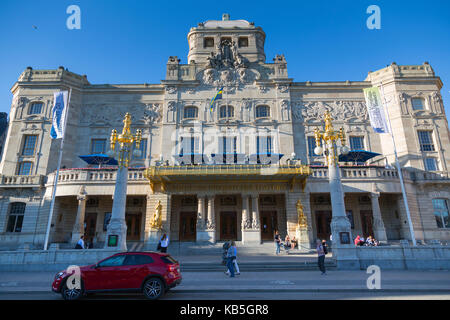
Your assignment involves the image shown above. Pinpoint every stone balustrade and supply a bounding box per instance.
[311,166,399,180]
[0,174,45,187]
[46,168,146,186]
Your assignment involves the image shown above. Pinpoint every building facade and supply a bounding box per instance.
[0,15,449,250]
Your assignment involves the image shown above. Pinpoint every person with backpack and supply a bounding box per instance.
[316,239,326,275]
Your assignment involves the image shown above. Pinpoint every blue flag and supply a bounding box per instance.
[209,87,223,111]
[50,91,69,139]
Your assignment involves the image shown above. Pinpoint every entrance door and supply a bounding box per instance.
[260,211,278,241]
[220,212,237,240]
[316,211,332,240]
[126,212,142,241]
[84,213,97,243]
[360,210,374,238]
[179,212,196,241]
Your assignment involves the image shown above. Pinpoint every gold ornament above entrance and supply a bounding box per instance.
[144,164,311,194]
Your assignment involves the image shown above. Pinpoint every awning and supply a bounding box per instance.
[211,153,246,164]
[338,150,381,163]
[249,153,284,164]
[79,154,118,168]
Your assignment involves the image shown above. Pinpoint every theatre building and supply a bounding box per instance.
[0,14,449,250]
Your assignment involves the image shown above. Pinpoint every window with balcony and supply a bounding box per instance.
[91,139,106,154]
[28,102,43,115]
[219,105,234,119]
[256,105,270,118]
[183,106,198,119]
[22,135,37,156]
[257,136,273,154]
[6,202,26,233]
[412,98,425,111]
[350,136,365,150]
[432,199,449,229]
[418,131,435,151]
[17,161,33,175]
[424,157,438,171]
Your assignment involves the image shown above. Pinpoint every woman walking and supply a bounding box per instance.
[316,239,326,275]
[159,233,169,253]
[226,241,237,278]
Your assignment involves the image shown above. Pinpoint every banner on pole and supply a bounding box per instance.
[363,87,390,134]
[50,91,69,139]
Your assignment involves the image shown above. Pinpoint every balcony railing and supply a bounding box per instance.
[0,175,45,187]
[311,166,399,180]
[46,168,146,186]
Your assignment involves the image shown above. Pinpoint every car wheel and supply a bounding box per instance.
[143,278,164,300]
[61,279,83,301]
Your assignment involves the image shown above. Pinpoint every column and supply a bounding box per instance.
[251,195,260,230]
[196,195,208,242]
[205,195,216,243]
[370,192,388,243]
[242,194,260,244]
[71,193,87,245]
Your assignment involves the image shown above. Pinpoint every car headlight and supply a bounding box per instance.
[55,271,65,280]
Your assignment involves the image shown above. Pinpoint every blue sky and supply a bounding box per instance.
[0,0,449,117]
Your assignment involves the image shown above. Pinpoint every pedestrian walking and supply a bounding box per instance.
[316,239,326,275]
[226,241,237,278]
[274,230,281,255]
[159,233,169,253]
[75,235,85,249]
[224,241,240,276]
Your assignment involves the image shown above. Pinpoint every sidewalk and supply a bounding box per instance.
[1,270,449,294]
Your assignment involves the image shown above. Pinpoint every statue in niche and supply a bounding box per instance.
[296,199,308,228]
[150,200,163,230]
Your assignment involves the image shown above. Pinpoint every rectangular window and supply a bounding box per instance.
[91,139,106,154]
[257,136,273,154]
[17,162,33,175]
[180,136,199,154]
[350,136,365,151]
[238,37,249,47]
[424,157,438,171]
[22,135,37,156]
[412,98,424,111]
[28,102,43,115]
[204,37,214,48]
[6,203,26,233]
[432,199,450,229]
[308,137,318,157]
[133,139,147,160]
[418,131,435,151]
[220,137,237,154]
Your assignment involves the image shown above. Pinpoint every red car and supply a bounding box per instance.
[52,251,181,300]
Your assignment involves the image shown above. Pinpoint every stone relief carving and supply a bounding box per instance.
[165,86,177,94]
[293,100,369,122]
[80,103,162,126]
[431,92,443,112]
[280,100,290,121]
[277,85,289,93]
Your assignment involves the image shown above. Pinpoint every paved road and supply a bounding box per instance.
[1,270,449,300]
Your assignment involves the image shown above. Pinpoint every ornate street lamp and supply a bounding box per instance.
[104,113,142,250]
[314,111,352,247]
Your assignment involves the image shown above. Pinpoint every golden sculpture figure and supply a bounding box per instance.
[109,113,142,168]
[296,199,308,228]
[150,200,163,230]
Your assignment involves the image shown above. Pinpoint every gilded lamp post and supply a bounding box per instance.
[314,111,352,247]
[104,113,142,250]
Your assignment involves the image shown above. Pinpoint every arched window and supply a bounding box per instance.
[256,105,270,118]
[432,199,449,228]
[6,202,26,232]
[17,161,33,175]
[219,105,234,119]
[183,106,198,119]
[28,102,43,115]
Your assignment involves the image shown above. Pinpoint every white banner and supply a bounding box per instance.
[363,87,390,134]
[50,91,69,139]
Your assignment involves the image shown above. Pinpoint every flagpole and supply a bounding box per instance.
[379,83,417,246]
[43,88,72,250]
